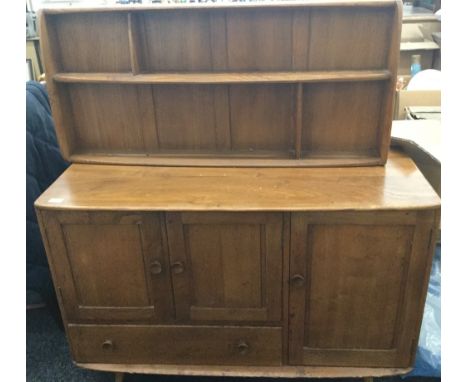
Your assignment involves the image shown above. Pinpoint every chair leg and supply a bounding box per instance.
[115,372,125,382]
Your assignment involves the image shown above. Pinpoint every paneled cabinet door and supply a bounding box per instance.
[165,212,283,323]
[39,210,173,322]
[289,211,437,367]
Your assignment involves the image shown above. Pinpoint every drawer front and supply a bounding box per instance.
[68,324,282,366]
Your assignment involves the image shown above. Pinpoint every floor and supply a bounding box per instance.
[26,307,440,382]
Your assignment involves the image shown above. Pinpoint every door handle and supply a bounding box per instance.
[171,261,185,274]
[290,274,305,287]
[150,260,163,275]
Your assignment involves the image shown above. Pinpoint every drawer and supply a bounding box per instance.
[68,324,282,366]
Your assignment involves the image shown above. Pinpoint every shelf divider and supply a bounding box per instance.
[295,83,303,159]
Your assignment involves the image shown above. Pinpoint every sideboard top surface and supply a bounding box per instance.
[35,150,440,212]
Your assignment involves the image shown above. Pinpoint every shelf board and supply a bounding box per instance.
[53,70,392,85]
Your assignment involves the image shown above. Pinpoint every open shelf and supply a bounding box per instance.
[53,70,392,85]
[41,1,401,167]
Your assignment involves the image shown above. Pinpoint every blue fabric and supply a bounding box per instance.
[406,243,441,377]
[26,81,69,299]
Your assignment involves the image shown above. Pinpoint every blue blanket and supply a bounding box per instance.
[26,81,69,302]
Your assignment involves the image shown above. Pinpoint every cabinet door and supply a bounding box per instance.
[289,211,437,367]
[39,210,173,322]
[165,212,283,323]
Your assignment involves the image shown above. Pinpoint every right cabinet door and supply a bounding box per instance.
[288,210,437,367]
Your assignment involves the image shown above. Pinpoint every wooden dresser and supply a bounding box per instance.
[35,151,440,378]
[35,0,441,379]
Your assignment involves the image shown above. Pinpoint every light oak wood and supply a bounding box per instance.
[288,210,436,367]
[39,1,402,166]
[69,324,282,366]
[39,1,400,14]
[69,152,384,168]
[35,151,440,212]
[165,212,283,323]
[39,211,174,323]
[77,363,411,378]
[35,149,439,371]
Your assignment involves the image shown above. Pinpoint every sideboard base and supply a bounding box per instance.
[75,362,412,379]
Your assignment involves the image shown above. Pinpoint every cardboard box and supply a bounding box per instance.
[391,119,440,196]
[394,89,441,120]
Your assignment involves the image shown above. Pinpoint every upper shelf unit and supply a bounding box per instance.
[39,0,403,167]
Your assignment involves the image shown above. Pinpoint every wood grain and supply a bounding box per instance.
[38,211,174,322]
[288,209,437,367]
[40,1,399,14]
[75,362,411,378]
[165,212,282,323]
[69,324,282,366]
[302,81,384,155]
[40,1,401,166]
[51,13,131,72]
[35,151,440,212]
[53,70,392,84]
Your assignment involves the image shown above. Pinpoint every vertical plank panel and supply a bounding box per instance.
[53,13,131,72]
[209,11,228,71]
[307,8,391,70]
[302,82,383,155]
[152,85,218,150]
[213,86,232,150]
[136,85,159,151]
[291,10,310,70]
[229,84,294,152]
[220,225,262,308]
[128,13,141,75]
[142,11,212,72]
[185,225,225,307]
[226,9,292,71]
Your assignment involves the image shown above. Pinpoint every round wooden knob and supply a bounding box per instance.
[237,341,250,355]
[150,260,162,275]
[290,274,305,287]
[101,340,114,351]
[171,261,185,274]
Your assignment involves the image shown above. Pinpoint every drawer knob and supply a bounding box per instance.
[101,340,114,351]
[171,261,185,274]
[150,260,163,275]
[237,340,250,355]
[290,274,305,287]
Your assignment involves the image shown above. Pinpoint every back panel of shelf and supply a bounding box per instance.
[40,1,402,167]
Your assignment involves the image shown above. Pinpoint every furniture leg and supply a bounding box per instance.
[115,372,124,382]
